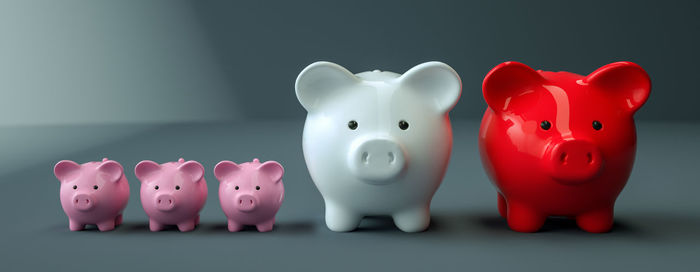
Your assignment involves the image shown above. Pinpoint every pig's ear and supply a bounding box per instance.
[257,161,284,183]
[97,160,124,183]
[398,61,462,114]
[178,161,204,183]
[295,61,360,112]
[214,161,241,182]
[584,61,651,114]
[482,61,545,112]
[54,160,81,183]
[134,160,161,183]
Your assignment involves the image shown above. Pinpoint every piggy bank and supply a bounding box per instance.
[479,61,651,233]
[135,158,207,232]
[53,158,130,231]
[214,159,284,232]
[295,61,461,232]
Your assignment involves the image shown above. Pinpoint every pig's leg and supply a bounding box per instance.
[497,193,507,218]
[576,208,614,233]
[393,206,430,232]
[506,201,545,232]
[177,218,197,232]
[96,219,116,231]
[325,202,361,232]
[195,215,200,226]
[115,214,123,226]
[149,219,165,232]
[227,219,243,232]
[256,217,275,232]
[69,219,85,231]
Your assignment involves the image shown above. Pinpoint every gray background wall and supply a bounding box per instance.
[1,0,699,126]
[0,0,238,126]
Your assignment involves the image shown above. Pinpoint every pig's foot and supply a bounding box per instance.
[497,193,507,218]
[227,219,244,232]
[325,203,361,232]
[149,219,165,232]
[195,215,200,226]
[506,202,545,232]
[96,219,116,231]
[115,214,123,226]
[393,207,430,232]
[69,219,85,231]
[256,217,275,232]
[177,219,197,232]
[576,208,614,233]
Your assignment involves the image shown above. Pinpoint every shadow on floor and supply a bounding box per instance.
[473,213,642,234]
[40,211,700,245]
[198,221,316,234]
[91,220,318,235]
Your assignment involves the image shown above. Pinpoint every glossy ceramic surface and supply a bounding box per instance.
[54,158,130,231]
[135,158,207,232]
[296,61,461,232]
[214,159,285,232]
[479,61,651,233]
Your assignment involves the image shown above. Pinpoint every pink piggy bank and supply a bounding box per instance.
[53,158,130,231]
[214,159,284,232]
[135,158,207,232]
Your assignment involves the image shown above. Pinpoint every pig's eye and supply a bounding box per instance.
[72,185,77,190]
[256,186,261,190]
[235,186,239,190]
[93,185,98,190]
[154,185,159,190]
[348,120,358,130]
[398,120,409,130]
[175,185,181,190]
[592,120,603,130]
[540,120,552,130]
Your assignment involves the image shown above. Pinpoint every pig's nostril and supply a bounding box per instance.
[168,200,172,204]
[239,200,242,204]
[560,152,568,164]
[158,200,161,204]
[361,152,369,164]
[388,152,395,164]
[250,200,253,204]
[587,152,593,164]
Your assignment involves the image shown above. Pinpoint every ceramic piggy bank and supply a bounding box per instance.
[53,158,130,231]
[295,61,461,232]
[135,158,207,232]
[214,159,284,232]
[479,61,651,233]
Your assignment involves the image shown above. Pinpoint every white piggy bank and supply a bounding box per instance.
[295,61,461,232]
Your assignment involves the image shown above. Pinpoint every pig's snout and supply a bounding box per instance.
[548,139,603,184]
[155,194,176,212]
[235,194,258,212]
[349,138,406,184]
[72,194,95,211]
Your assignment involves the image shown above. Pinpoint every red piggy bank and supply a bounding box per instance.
[479,61,651,233]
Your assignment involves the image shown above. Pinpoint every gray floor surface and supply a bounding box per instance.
[1,120,698,271]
